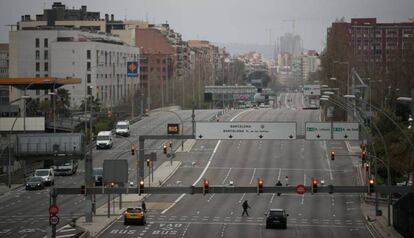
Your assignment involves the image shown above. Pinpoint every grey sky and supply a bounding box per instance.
[0,0,413,51]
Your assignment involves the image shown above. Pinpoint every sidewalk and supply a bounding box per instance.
[0,183,24,196]
[361,202,403,238]
[344,140,403,238]
[76,160,181,237]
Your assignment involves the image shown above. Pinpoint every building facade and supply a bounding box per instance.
[0,44,9,105]
[9,30,139,109]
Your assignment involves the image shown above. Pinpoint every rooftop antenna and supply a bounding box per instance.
[124,8,127,21]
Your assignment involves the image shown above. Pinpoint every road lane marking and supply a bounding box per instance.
[222,168,232,184]
[249,168,256,184]
[322,141,334,180]
[277,168,282,181]
[161,110,250,214]
[302,173,306,205]
[238,193,246,203]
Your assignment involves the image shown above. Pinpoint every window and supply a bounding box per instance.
[44,50,48,60]
[87,50,91,60]
[44,39,48,48]
[44,74,48,77]
[87,62,91,71]
[36,89,40,95]
[87,86,92,95]
[35,74,40,78]
[35,38,39,48]
[87,74,91,83]
[36,62,40,72]
[44,62,48,71]
[35,50,40,60]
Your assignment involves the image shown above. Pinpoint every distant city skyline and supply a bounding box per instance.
[0,0,413,51]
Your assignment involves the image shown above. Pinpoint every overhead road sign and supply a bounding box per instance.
[196,122,296,140]
[303,84,321,96]
[127,61,139,77]
[332,122,359,140]
[305,122,331,140]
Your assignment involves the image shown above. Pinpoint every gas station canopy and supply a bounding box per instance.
[0,77,81,90]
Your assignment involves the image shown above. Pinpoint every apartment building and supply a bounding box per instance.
[9,29,140,109]
[0,44,9,105]
[327,18,414,74]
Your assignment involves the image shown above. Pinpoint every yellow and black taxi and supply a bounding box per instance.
[123,207,146,225]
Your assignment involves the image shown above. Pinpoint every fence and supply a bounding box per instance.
[393,193,414,238]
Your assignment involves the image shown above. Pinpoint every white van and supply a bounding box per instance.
[52,159,78,176]
[115,121,130,137]
[96,131,113,149]
[34,168,55,186]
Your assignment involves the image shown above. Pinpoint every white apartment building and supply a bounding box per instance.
[9,29,140,109]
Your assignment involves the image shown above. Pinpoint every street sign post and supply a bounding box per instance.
[196,122,296,140]
[296,184,306,195]
[49,215,60,225]
[332,122,359,140]
[48,204,59,215]
[305,122,331,140]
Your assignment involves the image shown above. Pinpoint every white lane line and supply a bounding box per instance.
[322,141,334,180]
[249,168,256,184]
[302,173,306,205]
[161,110,250,214]
[301,93,306,108]
[269,193,275,204]
[56,235,79,238]
[222,168,232,184]
[161,193,186,214]
[207,194,215,203]
[238,193,246,203]
[285,93,290,109]
[277,168,282,181]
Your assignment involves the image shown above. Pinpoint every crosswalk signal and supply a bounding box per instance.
[131,144,136,156]
[368,178,374,195]
[163,144,167,154]
[146,159,150,167]
[169,140,173,148]
[331,151,335,161]
[311,178,318,194]
[202,179,209,195]
[361,151,367,162]
[139,180,144,195]
[257,178,264,194]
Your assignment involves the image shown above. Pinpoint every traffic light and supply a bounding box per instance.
[331,151,335,161]
[361,151,367,162]
[202,179,209,195]
[257,178,264,194]
[139,180,144,195]
[368,178,375,195]
[146,159,150,167]
[311,178,318,194]
[163,144,167,154]
[169,140,173,148]
[365,163,369,172]
[131,144,136,156]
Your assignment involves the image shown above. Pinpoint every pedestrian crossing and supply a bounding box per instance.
[140,214,366,227]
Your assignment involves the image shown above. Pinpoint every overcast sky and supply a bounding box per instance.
[0,0,413,51]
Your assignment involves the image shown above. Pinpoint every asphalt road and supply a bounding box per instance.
[98,93,375,238]
[0,108,221,238]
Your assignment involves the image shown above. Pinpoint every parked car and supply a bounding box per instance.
[265,209,289,229]
[34,168,55,186]
[25,177,45,190]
